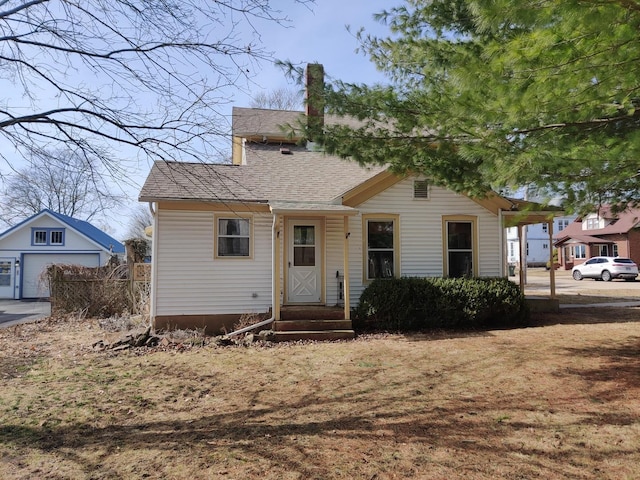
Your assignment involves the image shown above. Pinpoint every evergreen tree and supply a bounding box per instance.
[316,0,640,212]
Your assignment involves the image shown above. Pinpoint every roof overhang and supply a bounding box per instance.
[554,235,614,247]
[269,201,359,216]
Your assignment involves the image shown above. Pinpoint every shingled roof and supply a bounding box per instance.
[139,143,387,204]
[556,206,640,240]
[232,107,367,140]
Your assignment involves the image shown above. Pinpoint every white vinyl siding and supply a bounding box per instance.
[325,216,345,306]
[347,178,502,307]
[155,210,272,315]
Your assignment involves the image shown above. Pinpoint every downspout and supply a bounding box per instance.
[225,213,277,337]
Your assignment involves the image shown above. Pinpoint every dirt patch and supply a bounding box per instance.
[1,309,639,479]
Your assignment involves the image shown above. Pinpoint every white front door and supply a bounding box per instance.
[287,220,322,304]
[0,258,15,299]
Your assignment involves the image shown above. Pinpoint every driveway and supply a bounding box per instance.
[515,267,640,307]
[0,300,51,328]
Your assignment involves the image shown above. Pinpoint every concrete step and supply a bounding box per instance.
[273,330,355,342]
[273,319,353,332]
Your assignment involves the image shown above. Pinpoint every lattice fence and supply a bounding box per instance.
[47,263,150,318]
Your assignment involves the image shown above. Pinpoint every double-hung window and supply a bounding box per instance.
[443,216,477,278]
[364,215,399,280]
[215,216,252,258]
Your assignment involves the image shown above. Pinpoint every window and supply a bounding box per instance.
[31,228,65,246]
[33,230,47,245]
[50,230,64,245]
[364,215,398,280]
[216,217,251,258]
[557,219,570,231]
[543,243,549,249]
[613,244,619,257]
[542,223,548,233]
[413,179,429,199]
[444,217,477,278]
[585,217,600,229]
[572,245,586,259]
[293,225,315,266]
[596,244,608,256]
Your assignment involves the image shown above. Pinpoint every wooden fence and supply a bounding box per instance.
[48,263,150,318]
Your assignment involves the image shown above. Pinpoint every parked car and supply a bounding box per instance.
[572,257,638,282]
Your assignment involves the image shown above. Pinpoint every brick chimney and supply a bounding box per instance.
[305,63,325,140]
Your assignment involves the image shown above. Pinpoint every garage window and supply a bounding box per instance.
[31,228,65,246]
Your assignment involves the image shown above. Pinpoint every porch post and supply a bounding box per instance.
[274,214,281,321]
[343,215,351,321]
[548,220,556,299]
[517,224,525,293]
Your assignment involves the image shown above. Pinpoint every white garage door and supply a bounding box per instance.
[22,253,100,298]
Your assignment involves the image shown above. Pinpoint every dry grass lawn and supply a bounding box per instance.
[1,307,640,479]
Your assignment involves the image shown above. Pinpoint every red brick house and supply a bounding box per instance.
[554,206,640,268]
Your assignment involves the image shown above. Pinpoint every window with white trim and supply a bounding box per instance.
[585,217,600,230]
[216,217,251,257]
[33,230,47,245]
[572,245,586,259]
[613,244,619,257]
[366,218,396,279]
[50,230,64,245]
[31,228,65,246]
[557,219,570,231]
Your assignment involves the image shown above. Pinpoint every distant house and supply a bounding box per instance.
[506,216,576,266]
[139,64,558,337]
[554,206,640,268]
[0,209,124,299]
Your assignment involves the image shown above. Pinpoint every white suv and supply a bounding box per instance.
[572,256,638,282]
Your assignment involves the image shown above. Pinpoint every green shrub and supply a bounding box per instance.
[354,276,528,332]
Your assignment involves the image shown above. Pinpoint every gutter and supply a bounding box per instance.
[225,214,277,337]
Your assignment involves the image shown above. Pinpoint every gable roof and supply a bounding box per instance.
[556,206,640,241]
[0,209,125,254]
[140,107,559,220]
[139,143,387,205]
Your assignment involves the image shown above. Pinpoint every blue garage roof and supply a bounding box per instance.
[0,209,125,254]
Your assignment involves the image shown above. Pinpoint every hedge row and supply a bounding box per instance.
[354,277,528,331]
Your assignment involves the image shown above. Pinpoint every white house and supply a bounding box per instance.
[138,66,557,338]
[506,216,576,267]
[0,209,125,299]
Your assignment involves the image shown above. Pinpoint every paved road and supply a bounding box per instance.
[0,300,51,328]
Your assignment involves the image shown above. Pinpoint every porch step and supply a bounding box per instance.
[273,306,353,342]
[274,319,353,332]
[280,306,345,321]
[272,329,355,342]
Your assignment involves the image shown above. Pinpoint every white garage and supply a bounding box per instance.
[0,209,125,299]
[21,253,101,298]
